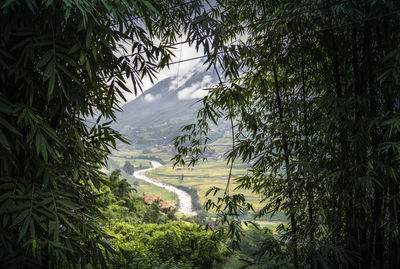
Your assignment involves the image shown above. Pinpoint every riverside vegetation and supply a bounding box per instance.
[97,170,227,268]
[100,168,287,268]
[103,149,286,268]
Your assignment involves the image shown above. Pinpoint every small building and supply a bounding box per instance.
[141,193,171,214]
[142,193,159,205]
[158,200,171,214]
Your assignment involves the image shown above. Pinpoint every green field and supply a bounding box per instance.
[121,170,179,207]
[105,154,179,207]
[147,159,263,210]
[109,134,279,216]
[108,156,152,170]
[113,147,175,163]
[208,135,232,157]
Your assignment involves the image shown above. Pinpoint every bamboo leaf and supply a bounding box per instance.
[0,129,11,151]
[1,0,17,9]
[43,58,56,81]
[13,210,29,226]
[48,72,56,101]
[18,217,31,242]
[37,50,54,68]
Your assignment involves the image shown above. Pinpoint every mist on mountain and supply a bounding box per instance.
[112,67,228,148]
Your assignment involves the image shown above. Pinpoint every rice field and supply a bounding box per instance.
[146,159,264,211]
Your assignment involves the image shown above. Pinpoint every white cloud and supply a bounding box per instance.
[201,74,213,85]
[144,93,161,102]
[168,62,209,91]
[117,30,248,104]
[122,42,207,103]
[177,74,215,100]
[168,67,195,91]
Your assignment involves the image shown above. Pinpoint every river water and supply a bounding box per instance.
[133,161,196,215]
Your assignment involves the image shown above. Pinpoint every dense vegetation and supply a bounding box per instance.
[173,0,400,268]
[98,171,225,268]
[0,0,202,267]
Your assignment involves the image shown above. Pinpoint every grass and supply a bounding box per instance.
[209,135,233,157]
[146,159,264,210]
[218,253,258,269]
[255,221,284,232]
[105,155,179,207]
[112,148,174,163]
[119,169,179,207]
[109,156,152,169]
[110,143,287,223]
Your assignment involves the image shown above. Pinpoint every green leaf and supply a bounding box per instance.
[0,103,15,114]
[43,58,56,81]
[65,7,71,21]
[34,197,53,207]
[79,50,86,65]
[18,217,31,242]
[25,0,38,13]
[1,0,17,9]
[85,25,92,49]
[0,129,11,151]
[37,50,54,68]
[35,131,48,162]
[33,208,53,222]
[2,214,10,228]
[85,60,92,79]
[0,118,19,136]
[0,191,12,203]
[40,123,61,144]
[57,199,79,209]
[13,210,29,226]
[32,238,37,257]
[56,62,82,84]
[142,0,160,15]
[45,0,53,8]
[68,44,80,54]
[48,72,56,101]
[58,213,79,233]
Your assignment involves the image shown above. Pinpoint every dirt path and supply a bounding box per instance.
[133,161,196,215]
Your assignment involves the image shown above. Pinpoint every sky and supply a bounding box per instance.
[122,42,206,103]
[119,0,244,104]
[117,0,249,104]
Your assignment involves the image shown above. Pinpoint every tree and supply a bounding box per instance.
[109,170,133,200]
[122,161,135,175]
[102,222,192,269]
[174,1,400,268]
[106,221,225,268]
[0,0,202,267]
[143,202,164,224]
[98,170,147,225]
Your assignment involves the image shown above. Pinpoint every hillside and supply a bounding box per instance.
[112,68,228,148]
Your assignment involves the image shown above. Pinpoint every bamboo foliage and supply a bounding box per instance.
[174,1,400,268]
[0,0,201,267]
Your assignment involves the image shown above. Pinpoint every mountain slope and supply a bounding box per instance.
[113,68,221,147]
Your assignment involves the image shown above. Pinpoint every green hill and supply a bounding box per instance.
[112,68,229,148]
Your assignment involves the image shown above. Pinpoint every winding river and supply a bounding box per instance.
[133,161,196,215]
